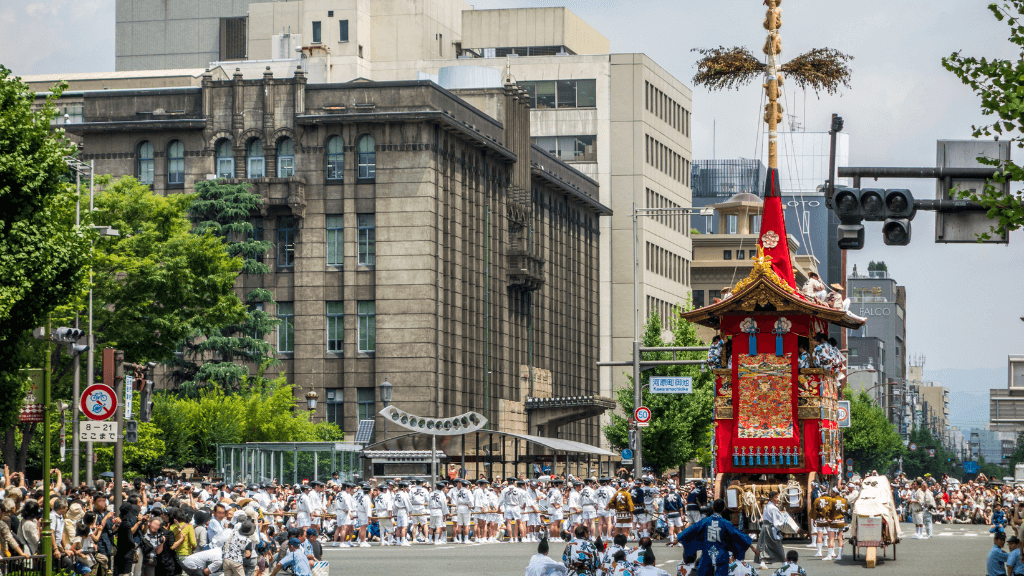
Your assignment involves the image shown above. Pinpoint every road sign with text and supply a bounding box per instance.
[650,377,692,394]
[78,421,119,443]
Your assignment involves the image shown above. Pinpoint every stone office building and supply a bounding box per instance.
[66,69,612,446]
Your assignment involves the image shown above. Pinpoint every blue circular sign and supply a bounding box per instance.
[621,449,633,460]
[847,472,854,478]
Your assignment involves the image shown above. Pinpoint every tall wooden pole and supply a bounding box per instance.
[764,0,783,170]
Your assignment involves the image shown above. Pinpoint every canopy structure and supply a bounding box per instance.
[216,442,363,485]
[361,430,619,480]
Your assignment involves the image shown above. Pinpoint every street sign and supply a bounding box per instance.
[124,375,134,418]
[837,400,851,428]
[963,461,980,474]
[621,459,634,465]
[846,458,853,466]
[80,384,117,421]
[621,449,633,460]
[909,443,917,452]
[650,376,692,394]
[847,471,854,478]
[78,421,119,443]
[928,448,936,458]
[634,406,652,427]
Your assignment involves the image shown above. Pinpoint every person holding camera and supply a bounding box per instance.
[138,517,176,576]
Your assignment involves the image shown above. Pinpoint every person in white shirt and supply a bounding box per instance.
[596,478,614,539]
[452,478,475,544]
[755,491,788,570]
[580,478,598,536]
[547,479,565,542]
[373,484,395,546]
[427,482,449,545]
[332,483,355,546]
[525,481,543,543]
[567,481,582,533]
[409,480,430,543]
[393,482,412,546]
[352,484,371,547]
[295,485,313,528]
[471,479,489,543]
[636,550,669,576]
[500,480,524,542]
[487,482,501,542]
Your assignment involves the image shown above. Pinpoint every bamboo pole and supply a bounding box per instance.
[764,0,783,170]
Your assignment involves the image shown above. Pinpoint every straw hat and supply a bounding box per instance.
[830,283,844,291]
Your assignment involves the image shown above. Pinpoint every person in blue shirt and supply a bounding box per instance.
[268,538,313,576]
[1006,535,1024,576]
[994,505,1009,531]
[679,499,752,576]
[989,531,1009,576]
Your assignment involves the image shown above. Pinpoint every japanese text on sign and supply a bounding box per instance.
[650,376,692,394]
[78,421,119,443]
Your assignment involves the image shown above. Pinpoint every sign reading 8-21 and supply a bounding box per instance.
[78,421,119,443]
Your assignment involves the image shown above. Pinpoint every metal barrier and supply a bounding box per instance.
[0,555,45,576]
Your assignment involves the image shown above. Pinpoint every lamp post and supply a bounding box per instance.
[305,386,319,416]
[379,377,393,440]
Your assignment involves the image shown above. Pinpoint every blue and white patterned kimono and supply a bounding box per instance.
[563,538,600,576]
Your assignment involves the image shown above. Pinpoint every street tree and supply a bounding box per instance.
[842,389,904,476]
[902,425,957,479]
[166,179,279,394]
[0,67,89,461]
[603,304,714,476]
[943,2,1024,238]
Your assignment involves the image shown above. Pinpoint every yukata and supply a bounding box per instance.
[770,563,806,576]
[678,513,752,576]
[728,560,759,576]
[526,553,569,576]
[707,340,724,369]
[798,351,810,369]
[607,560,637,576]
[563,538,600,576]
[811,344,833,373]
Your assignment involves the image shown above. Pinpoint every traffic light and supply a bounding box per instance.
[52,327,85,342]
[125,420,138,443]
[830,187,916,249]
[139,380,154,423]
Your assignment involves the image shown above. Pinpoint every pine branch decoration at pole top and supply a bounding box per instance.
[691,0,853,168]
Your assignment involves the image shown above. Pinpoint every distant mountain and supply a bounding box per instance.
[924,367,1005,429]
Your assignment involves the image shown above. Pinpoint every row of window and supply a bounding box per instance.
[645,134,690,186]
[645,241,690,286]
[646,295,678,329]
[276,300,376,354]
[519,80,597,110]
[312,19,349,44]
[646,188,689,235]
[716,213,762,236]
[249,214,376,268]
[324,387,377,430]
[532,135,596,162]
[722,249,755,261]
[136,135,377,185]
[645,80,690,137]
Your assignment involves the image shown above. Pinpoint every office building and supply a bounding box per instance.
[63,71,613,446]
[989,355,1024,436]
[847,263,907,383]
[969,427,1015,465]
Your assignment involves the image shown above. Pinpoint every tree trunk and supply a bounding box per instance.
[2,426,17,472]
[16,422,36,472]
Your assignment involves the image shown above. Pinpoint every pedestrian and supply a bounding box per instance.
[754,491,787,570]
[636,551,668,576]
[771,550,807,576]
[526,537,568,576]
[990,530,1009,576]
[678,499,752,576]
[222,521,255,576]
[266,538,312,576]
[563,525,600,576]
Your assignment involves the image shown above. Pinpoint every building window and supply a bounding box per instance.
[216,140,234,178]
[520,79,596,109]
[247,139,265,178]
[326,135,344,181]
[736,250,745,260]
[750,214,762,233]
[219,17,247,60]
[802,210,810,234]
[692,290,705,309]
[358,301,376,353]
[726,214,738,235]
[357,134,376,180]
[137,141,154,185]
[531,135,597,162]
[166,140,184,185]
[339,19,349,42]
[356,387,375,423]
[358,44,363,58]
[246,218,264,263]
[327,302,344,352]
[312,21,322,44]
[703,214,713,233]
[277,138,294,177]
[277,302,294,353]
[357,214,376,265]
[325,389,343,426]
[723,250,732,260]
[278,216,296,267]
[326,214,344,266]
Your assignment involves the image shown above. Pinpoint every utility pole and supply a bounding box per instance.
[113,349,125,508]
[41,316,53,576]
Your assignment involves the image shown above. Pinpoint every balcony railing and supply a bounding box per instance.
[507,249,546,291]
[0,555,46,576]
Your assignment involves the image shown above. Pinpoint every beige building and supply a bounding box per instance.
[90,1,697,446]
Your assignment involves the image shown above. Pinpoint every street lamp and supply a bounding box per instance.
[305,386,319,412]
[379,377,393,439]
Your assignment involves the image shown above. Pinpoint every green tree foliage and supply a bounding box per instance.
[0,67,89,430]
[90,177,246,362]
[603,304,714,475]
[866,261,888,273]
[151,378,343,468]
[94,423,165,479]
[842,390,904,475]
[902,425,958,479]
[166,180,279,394]
[942,2,1024,238]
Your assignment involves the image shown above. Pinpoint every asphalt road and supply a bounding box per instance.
[318,522,991,575]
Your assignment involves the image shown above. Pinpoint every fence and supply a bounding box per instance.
[0,555,45,576]
[216,442,362,485]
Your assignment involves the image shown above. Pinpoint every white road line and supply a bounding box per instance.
[965,533,978,537]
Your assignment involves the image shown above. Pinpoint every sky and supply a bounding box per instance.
[2,0,1023,410]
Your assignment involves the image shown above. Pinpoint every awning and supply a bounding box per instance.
[361,429,618,459]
